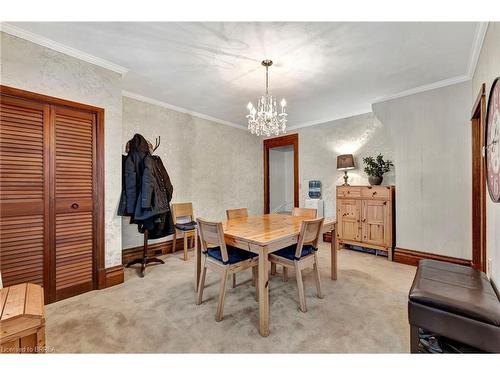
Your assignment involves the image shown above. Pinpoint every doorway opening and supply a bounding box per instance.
[263,134,299,214]
[269,145,294,214]
[471,83,487,272]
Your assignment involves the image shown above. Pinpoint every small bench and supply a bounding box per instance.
[0,283,45,354]
[408,259,500,353]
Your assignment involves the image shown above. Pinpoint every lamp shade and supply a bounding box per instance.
[337,154,355,170]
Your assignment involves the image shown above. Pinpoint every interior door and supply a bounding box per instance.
[53,106,96,300]
[0,86,104,304]
[337,199,361,241]
[361,200,388,246]
[0,96,49,298]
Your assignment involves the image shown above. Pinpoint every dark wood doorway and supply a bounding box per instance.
[471,83,487,272]
[0,85,105,303]
[263,133,299,214]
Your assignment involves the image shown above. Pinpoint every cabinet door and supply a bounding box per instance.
[337,199,361,241]
[361,200,388,246]
[0,96,49,292]
[53,106,95,301]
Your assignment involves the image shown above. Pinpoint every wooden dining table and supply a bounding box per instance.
[194,213,337,337]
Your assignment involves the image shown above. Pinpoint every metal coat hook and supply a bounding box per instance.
[152,136,161,152]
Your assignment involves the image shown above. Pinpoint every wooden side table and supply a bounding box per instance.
[0,283,45,354]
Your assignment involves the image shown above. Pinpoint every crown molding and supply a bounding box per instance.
[1,22,487,132]
[122,91,247,130]
[467,22,488,78]
[287,108,373,131]
[0,23,129,75]
[372,75,470,104]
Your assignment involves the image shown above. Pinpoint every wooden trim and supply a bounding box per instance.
[263,133,299,214]
[104,265,124,288]
[122,237,186,265]
[323,232,333,243]
[94,106,106,291]
[394,247,472,267]
[0,85,106,302]
[470,83,487,272]
[48,103,56,303]
[471,83,486,119]
[42,104,52,304]
[0,85,106,114]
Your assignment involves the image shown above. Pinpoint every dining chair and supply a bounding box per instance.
[271,206,318,277]
[171,202,197,261]
[269,217,325,312]
[196,218,259,322]
[291,207,317,219]
[226,208,251,288]
[226,207,248,220]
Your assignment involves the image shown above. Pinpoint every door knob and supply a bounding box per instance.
[71,203,79,209]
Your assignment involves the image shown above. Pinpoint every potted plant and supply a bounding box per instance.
[362,154,393,185]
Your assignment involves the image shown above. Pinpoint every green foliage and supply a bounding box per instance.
[362,154,394,177]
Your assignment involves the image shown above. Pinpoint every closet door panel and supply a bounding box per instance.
[0,96,48,289]
[53,107,95,300]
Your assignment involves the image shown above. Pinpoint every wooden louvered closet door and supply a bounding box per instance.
[0,96,49,292]
[0,87,103,303]
[53,107,96,300]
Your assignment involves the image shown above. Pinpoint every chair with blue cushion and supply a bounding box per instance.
[269,217,324,312]
[272,207,318,277]
[226,208,255,288]
[195,218,259,322]
[171,202,197,261]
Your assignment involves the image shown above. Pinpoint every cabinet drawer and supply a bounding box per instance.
[361,186,391,199]
[337,186,361,198]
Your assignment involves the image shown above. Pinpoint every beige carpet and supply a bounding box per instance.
[45,243,416,353]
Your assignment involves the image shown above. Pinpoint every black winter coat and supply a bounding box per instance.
[133,154,172,221]
[118,134,174,231]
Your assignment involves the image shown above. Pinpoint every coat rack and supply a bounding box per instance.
[125,135,164,278]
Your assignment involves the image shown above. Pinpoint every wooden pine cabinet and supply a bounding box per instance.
[336,185,395,260]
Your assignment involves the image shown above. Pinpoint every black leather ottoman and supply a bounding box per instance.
[408,259,500,353]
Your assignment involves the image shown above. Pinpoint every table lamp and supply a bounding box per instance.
[337,154,355,186]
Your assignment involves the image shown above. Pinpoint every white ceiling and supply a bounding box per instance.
[6,22,484,128]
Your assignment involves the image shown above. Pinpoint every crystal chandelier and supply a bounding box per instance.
[246,60,287,136]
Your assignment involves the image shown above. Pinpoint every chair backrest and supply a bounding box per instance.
[291,207,317,219]
[226,208,248,220]
[196,218,229,263]
[171,202,194,224]
[295,217,324,259]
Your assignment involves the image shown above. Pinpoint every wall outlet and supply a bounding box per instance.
[487,258,492,277]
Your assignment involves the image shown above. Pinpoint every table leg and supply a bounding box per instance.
[194,233,201,292]
[331,228,337,280]
[258,247,270,337]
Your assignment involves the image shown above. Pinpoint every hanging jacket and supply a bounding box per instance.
[119,133,150,217]
[118,134,174,237]
[132,154,171,221]
[117,154,129,216]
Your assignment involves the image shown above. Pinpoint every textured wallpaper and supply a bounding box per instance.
[0,32,124,267]
[373,81,472,260]
[121,96,263,249]
[291,112,396,218]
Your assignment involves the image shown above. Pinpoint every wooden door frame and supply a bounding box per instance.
[263,133,299,214]
[0,85,106,300]
[471,83,487,272]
